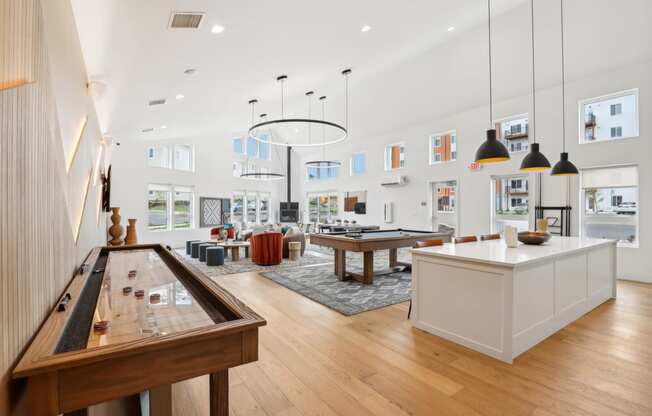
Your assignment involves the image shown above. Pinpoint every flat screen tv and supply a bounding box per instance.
[354,202,366,214]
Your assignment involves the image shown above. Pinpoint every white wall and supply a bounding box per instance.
[111,134,289,248]
[299,60,651,282]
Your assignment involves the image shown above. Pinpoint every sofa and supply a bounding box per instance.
[282,228,306,258]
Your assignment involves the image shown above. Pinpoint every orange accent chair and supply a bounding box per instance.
[250,232,283,266]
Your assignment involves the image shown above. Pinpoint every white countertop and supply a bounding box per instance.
[411,236,615,267]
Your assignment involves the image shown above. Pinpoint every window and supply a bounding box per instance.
[147,145,171,168]
[436,182,456,213]
[173,145,193,171]
[610,126,623,138]
[174,186,193,229]
[148,184,171,231]
[581,165,638,247]
[491,175,529,233]
[148,184,194,231]
[232,193,244,223]
[429,132,457,165]
[231,192,271,225]
[350,153,366,176]
[147,144,193,171]
[580,89,639,143]
[233,134,270,160]
[494,115,529,154]
[246,192,257,223]
[259,193,270,223]
[306,192,338,223]
[385,143,405,170]
[233,138,244,154]
[307,163,340,181]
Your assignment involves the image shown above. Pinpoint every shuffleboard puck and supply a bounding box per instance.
[93,320,110,331]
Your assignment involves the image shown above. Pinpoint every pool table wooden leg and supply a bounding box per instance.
[389,248,398,268]
[362,251,374,284]
[231,246,239,261]
[335,249,347,280]
[210,370,229,416]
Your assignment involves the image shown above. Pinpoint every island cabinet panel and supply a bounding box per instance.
[513,262,554,336]
[411,237,617,363]
[413,258,511,356]
[554,253,589,316]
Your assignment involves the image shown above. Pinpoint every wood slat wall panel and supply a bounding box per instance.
[0,1,105,413]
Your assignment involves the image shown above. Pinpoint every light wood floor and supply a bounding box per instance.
[173,273,652,416]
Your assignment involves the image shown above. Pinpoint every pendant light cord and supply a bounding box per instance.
[280,79,285,119]
[560,0,566,152]
[321,97,326,160]
[345,72,349,130]
[530,0,537,142]
[487,0,494,125]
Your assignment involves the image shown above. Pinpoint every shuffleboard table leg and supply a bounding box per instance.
[363,251,374,284]
[210,370,229,416]
[26,373,59,415]
[231,246,239,261]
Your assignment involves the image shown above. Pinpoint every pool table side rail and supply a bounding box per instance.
[13,244,266,379]
[310,230,446,251]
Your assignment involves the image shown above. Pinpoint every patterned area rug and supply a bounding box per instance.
[260,265,411,316]
[176,248,332,277]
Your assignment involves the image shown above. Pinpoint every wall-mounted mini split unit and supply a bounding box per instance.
[384,202,393,223]
[148,98,167,106]
[380,175,406,187]
[168,12,205,29]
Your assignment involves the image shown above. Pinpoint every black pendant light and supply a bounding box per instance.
[520,0,551,172]
[551,0,579,176]
[475,0,510,164]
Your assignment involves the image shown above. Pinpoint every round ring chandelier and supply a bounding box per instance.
[305,95,342,169]
[247,69,351,147]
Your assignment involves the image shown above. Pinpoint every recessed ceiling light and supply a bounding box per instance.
[447,26,455,32]
[361,25,371,33]
[161,125,168,129]
[176,94,185,100]
[211,24,225,34]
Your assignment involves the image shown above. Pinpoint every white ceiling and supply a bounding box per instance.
[71,0,651,144]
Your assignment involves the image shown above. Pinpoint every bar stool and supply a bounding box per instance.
[186,240,201,255]
[199,242,217,262]
[206,247,225,266]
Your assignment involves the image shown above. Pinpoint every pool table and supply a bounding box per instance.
[310,229,451,284]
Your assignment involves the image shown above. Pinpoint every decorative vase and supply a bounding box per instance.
[125,218,138,245]
[108,207,124,246]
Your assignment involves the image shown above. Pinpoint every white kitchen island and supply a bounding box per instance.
[410,237,617,363]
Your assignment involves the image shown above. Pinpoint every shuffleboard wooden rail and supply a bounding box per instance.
[13,244,266,415]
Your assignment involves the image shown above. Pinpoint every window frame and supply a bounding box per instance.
[429,130,457,166]
[579,164,639,248]
[578,88,640,145]
[306,191,339,223]
[146,144,194,171]
[493,114,530,155]
[490,174,530,234]
[350,152,366,177]
[384,142,406,171]
[231,191,272,225]
[147,184,195,232]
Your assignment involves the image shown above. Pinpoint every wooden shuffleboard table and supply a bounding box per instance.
[310,229,451,284]
[12,244,266,415]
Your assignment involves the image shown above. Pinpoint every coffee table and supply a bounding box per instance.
[216,240,250,261]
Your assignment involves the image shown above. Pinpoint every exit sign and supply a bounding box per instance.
[469,162,482,171]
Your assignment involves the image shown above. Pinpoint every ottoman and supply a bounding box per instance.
[288,241,301,261]
[199,242,216,262]
[186,239,201,255]
[206,246,225,266]
[190,241,204,259]
[250,232,283,266]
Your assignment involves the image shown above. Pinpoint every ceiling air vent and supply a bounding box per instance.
[148,98,166,106]
[141,128,154,133]
[169,12,205,29]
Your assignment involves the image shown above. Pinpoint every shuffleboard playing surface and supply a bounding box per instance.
[87,249,215,348]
